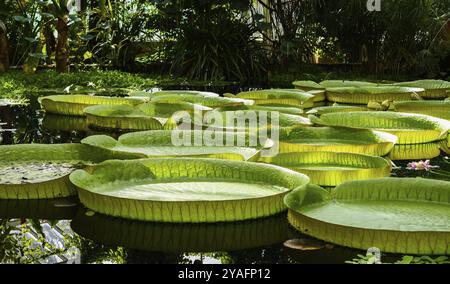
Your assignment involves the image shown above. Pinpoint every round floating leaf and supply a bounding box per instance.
[128,90,219,98]
[84,104,164,132]
[151,94,253,107]
[39,95,147,116]
[325,86,424,104]
[42,114,90,132]
[70,159,310,223]
[236,89,315,108]
[0,144,142,200]
[390,80,450,99]
[320,80,377,88]
[292,81,324,91]
[71,210,290,253]
[279,127,397,156]
[285,178,450,255]
[306,105,367,115]
[309,111,450,144]
[393,100,450,120]
[388,142,442,161]
[81,130,265,161]
[307,90,327,102]
[260,152,391,187]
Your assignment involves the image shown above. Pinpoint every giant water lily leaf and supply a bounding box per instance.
[39,95,147,116]
[388,142,442,161]
[279,127,397,156]
[128,90,220,98]
[393,101,450,120]
[82,102,211,132]
[320,80,377,88]
[0,198,78,219]
[83,104,165,131]
[216,105,303,115]
[236,89,316,108]
[70,158,310,223]
[325,86,424,104]
[151,94,253,107]
[0,144,143,199]
[307,90,327,102]
[285,178,450,255]
[292,81,324,91]
[306,105,367,115]
[35,87,134,96]
[81,130,266,161]
[42,114,90,132]
[260,152,391,187]
[390,80,450,99]
[71,210,289,252]
[309,112,450,144]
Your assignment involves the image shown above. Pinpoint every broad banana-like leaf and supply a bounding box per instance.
[325,86,424,104]
[128,90,220,98]
[71,210,290,253]
[81,130,266,161]
[320,80,377,88]
[0,144,143,199]
[0,198,78,219]
[259,152,391,187]
[285,178,450,255]
[279,127,397,156]
[151,94,253,107]
[389,80,450,99]
[306,105,367,115]
[393,101,450,120]
[70,158,310,223]
[236,89,316,108]
[42,114,90,132]
[388,142,442,161]
[292,80,324,91]
[39,95,147,116]
[309,111,450,144]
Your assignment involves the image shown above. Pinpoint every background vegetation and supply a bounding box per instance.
[0,0,449,85]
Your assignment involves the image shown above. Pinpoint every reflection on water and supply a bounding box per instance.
[1,95,449,264]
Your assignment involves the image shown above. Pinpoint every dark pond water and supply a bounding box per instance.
[0,94,449,264]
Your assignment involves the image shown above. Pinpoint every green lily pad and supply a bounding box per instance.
[285,178,450,255]
[260,152,391,187]
[390,80,450,99]
[236,89,316,108]
[325,86,424,104]
[0,144,142,199]
[309,111,450,144]
[279,127,397,156]
[292,80,324,91]
[39,95,147,116]
[81,130,266,161]
[393,100,450,120]
[70,158,310,223]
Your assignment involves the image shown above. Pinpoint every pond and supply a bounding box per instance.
[0,93,449,264]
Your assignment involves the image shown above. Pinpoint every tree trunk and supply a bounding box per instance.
[0,21,9,73]
[56,15,69,73]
